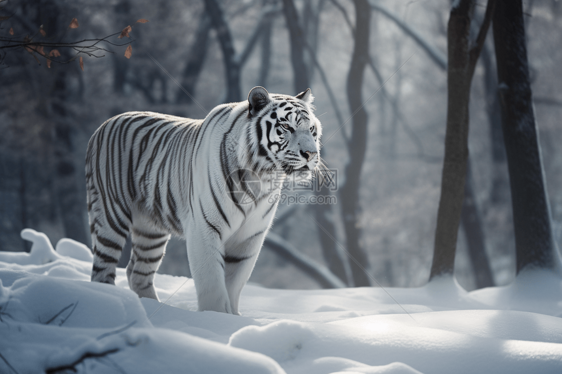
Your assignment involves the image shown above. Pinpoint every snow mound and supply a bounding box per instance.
[470,268,562,316]
[56,237,94,262]
[0,269,284,374]
[230,320,316,362]
[311,358,423,374]
[0,228,60,265]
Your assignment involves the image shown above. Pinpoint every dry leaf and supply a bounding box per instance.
[118,25,132,39]
[36,45,45,56]
[9,27,14,35]
[47,58,51,68]
[124,44,132,59]
[49,49,61,57]
[69,18,79,29]
[40,28,46,37]
[79,56,84,71]
[23,36,33,53]
[136,19,149,23]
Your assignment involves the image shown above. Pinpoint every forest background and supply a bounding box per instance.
[1,0,561,292]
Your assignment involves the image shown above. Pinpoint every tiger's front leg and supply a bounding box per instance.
[224,231,267,315]
[186,226,233,314]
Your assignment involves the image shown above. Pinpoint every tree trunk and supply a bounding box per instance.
[0,148,25,252]
[282,0,309,93]
[205,0,241,103]
[51,70,89,245]
[461,159,494,288]
[493,0,561,274]
[176,15,211,105]
[112,0,131,94]
[340,0,372,287]
[430,0,494,280]
[257,17,273,87]
[315,186,350,285]
[281,0,349,285]
[481,42,508,204]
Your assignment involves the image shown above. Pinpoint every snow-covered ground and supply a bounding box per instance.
[1,229,562,374]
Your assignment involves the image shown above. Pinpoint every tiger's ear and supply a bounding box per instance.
[248,86,271,117]
[295,88,314,104]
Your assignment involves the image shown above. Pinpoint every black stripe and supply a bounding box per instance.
[135,239,168,251]
[138,282,154,290]
[220,109,248,217]
[262,201,277,219]
[92,264,106,273]
[133,269,156,276]
[222,254,252,264]
[132,227,168,240]
[256,118,267,157]
[166,186,183,234]
[201,201,222,240]
[245,230,265,242]
[136,254,163,263]
[93,246,119,264]
[97,236,122,251]
[209,173,230,227]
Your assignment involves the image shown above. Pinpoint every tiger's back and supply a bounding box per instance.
[86,111,204,238]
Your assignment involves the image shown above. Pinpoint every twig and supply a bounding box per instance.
[45,302,78,326]
[0,350,19,374]
[97,321,137,341]
[45,348,120,374]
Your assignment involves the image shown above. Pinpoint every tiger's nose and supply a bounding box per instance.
[300,150,317,161]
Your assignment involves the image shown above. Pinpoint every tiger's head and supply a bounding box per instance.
[247,86,322,177]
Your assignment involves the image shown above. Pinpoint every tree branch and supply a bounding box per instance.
[468,0,496,75]
[302,41,345,135]
[264,232,346,288]
[369,1,447,70]
[235,5,282,68]
[328,0,355,35]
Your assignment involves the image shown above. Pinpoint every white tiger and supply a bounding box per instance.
[86,86,322,314]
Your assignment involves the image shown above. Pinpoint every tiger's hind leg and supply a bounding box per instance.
[127,217,170,300]
[87,163,130,285]
[89,215,128,285]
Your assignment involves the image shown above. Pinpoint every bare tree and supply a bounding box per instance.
[205,0,280,103]
[282,0,309,93]
[204,0,241,102]
[493,0,562,274]
[429,0,495,280]
[280,0,350,285]
[461,159,494,287]
[339,0,372,287]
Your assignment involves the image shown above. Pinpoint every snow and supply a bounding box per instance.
[1,229,562,373]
